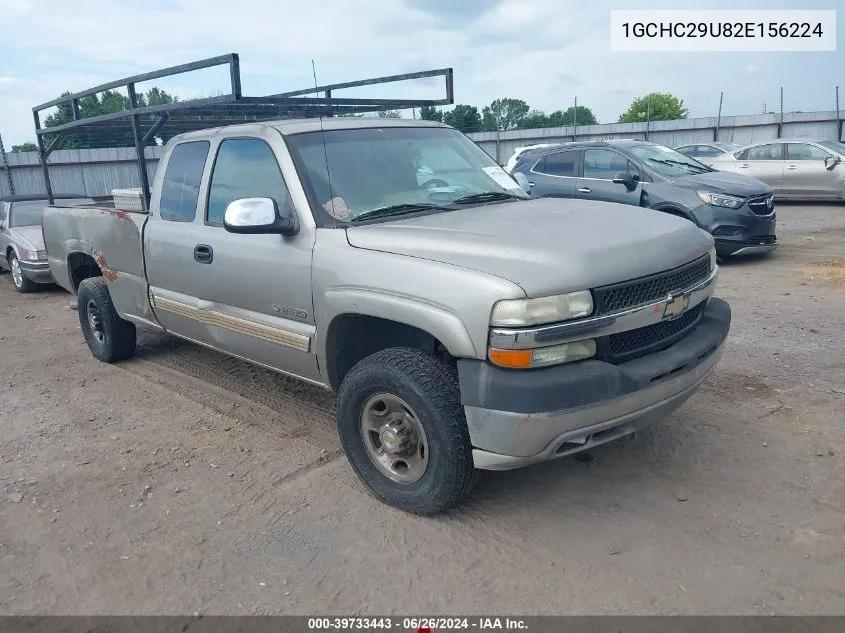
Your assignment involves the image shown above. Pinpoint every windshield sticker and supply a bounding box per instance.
[483,166,522,190]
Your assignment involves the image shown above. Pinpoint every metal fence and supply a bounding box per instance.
[2,108,845,197]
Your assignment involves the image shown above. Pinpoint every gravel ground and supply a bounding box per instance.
[0,203,843,615]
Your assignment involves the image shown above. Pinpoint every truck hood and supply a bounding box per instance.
[672,170,773,196]
[8,226,45,251]
[345,198,713,297]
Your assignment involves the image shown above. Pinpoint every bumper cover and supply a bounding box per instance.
[458,298,731,470]
[18,260,54,284]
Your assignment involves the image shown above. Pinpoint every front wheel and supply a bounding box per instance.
[9,254,38,293]
[336,347,478,515]
[77,277,137,363]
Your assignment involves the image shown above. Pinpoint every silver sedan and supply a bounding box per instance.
[708,139,845,200]
[0,195,94,292]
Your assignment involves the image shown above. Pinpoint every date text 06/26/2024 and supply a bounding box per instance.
[306,617,528,631]
[610,9,836,52]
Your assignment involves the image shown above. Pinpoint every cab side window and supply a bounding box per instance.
[786,143,833,161]
[583,149,629,180]
[206,138,293,226]
[159,141,210,222]
[534,151,577,177]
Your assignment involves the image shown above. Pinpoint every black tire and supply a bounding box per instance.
[8,253,38,293]
[77,277,137,363]
[336,347,478,515]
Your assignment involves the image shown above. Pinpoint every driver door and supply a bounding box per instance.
[575,148,642,206]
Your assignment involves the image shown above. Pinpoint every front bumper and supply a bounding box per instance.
[18,260,54,284]
[458,298,731,470]
[706,202,777,257]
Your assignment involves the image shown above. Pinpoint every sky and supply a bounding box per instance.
[0,0,842,146]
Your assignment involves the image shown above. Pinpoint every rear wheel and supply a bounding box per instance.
[77,277,136,362]
[9,254,37,293]
[336,347,478,515]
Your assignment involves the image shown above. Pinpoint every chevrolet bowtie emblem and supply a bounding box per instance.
[663,293,690,320]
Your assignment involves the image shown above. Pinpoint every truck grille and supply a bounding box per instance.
[751,235,776,245]
[592,254,711,314]
[747,195,775,216]
[597,301,706,364]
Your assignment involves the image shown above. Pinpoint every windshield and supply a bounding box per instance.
[820,140,845,156]
[286,126,530,224]
[9,201,46,227]
[626,144,712,177]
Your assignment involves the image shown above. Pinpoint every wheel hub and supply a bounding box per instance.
[378,414,414,455]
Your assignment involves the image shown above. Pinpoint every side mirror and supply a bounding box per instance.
[612,171,637,191]
[223,197,298,235]
[824,156,840,170]
[512,171,533,195]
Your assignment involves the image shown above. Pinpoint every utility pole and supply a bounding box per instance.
[778,86,784,138]
[572,96,578,141]
[714,91,723,142]
[0,131,14,196]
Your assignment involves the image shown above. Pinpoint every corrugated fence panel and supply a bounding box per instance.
[2,111,844,194]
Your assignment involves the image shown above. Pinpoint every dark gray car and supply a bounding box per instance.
[510,140,777,258]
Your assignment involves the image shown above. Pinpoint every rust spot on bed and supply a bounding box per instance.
[92,249,119,283]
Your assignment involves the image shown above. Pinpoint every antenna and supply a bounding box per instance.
[312,59,337,224]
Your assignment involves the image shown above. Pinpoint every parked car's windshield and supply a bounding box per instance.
[626,144,712,177]
[820,140,845,156]
[9,201,46,228]
[286,126,530,223]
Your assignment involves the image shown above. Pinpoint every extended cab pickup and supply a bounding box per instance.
[43,118,731,514]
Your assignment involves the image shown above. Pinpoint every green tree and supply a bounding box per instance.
[11,142,37,152]
[419,106,443,122]
[548,105,598,127]
[482,98,530,131]
[518,110,550,129]
[619,92,688,123]
[43,87,180,149]
[442,105,482,133]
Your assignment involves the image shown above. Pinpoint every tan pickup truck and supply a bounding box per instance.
[43,117,730,514]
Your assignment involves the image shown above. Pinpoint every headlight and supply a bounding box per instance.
[708,245,717,271]
[21,250,43,261]
[697,190,744,209]
[489,339,596,369]
[490,290,593,326]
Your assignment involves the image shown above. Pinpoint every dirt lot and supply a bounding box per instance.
[1,204,843,615]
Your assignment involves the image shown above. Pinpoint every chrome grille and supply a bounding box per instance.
[597,301,706,364]
[592,255,711,314]
[747,194,775,216]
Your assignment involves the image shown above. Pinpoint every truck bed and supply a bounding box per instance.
[42,204,157,326]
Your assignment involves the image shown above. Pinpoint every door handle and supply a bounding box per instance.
[578,187,592,193]
[786,165,798,170]
[738,164,750,168]
[194,244,213,264]
[527,182,535,187]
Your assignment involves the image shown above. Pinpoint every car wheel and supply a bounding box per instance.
[336,347,478,515]
[77,277,136,363]
[8,253,37,293]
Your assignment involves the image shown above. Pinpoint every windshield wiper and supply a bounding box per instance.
[647,157,710,173]
[350,202,446,223]
[451,191,525,205]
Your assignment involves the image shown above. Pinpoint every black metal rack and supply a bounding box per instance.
[32,53,454,206]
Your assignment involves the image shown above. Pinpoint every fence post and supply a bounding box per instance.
[0,131,13,196]
[777,86,784,138]
[837,86,842,141]
[572,96,578,141]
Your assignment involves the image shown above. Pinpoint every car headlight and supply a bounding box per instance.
[697,190,744,209]
[490,290,593,327]
[21,250,44,261]
[489,339,597,369]
[709,245,717,271]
